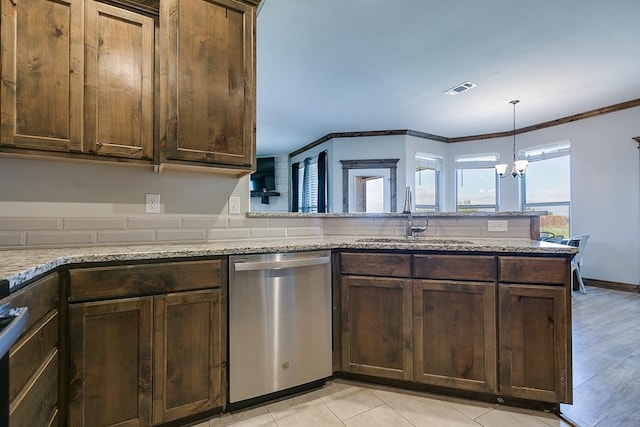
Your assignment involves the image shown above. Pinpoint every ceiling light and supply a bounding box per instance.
[444,81,477,96]
[496,100,528,178]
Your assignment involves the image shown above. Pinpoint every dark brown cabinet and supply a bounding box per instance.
[0,0,154,161]
[68,259,226,427]
[1,0,260,174]
[161,0,257,172]
[412,254,497,393]
[413,280,496,393]
[341,276,413,380]
[0,0,84,153]
[69,297,154,427]
[152,289,223,423]
[85,0,155,159]
[6,273,60,427]
[498,256,571,403]
[337,250,572,405]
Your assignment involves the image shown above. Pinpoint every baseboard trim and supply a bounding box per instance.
[584,278,640,293]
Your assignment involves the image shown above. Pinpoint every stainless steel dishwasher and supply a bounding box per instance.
[228,250,332,404]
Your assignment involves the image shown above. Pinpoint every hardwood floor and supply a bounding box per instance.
[560,286,640,427]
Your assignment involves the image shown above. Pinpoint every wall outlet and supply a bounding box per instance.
[488,220,508,232]
[145,193,161,213]
[228,196,241,215]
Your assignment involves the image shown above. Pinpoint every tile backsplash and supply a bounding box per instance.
[0,215,533,249]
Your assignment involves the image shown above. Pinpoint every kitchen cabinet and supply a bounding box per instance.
[152,289,223,423]
[160,0,257,172]
[337,250,572,405]
[69,296,153,427]
[498,256,571,403]
[5,273,60,427]
[84,0,155,159]
[0,0,84,153]
[68,258,226,426]
[412,255,497,393]
[2,0,260,174]
[340,253,413,380]
[0,0,153,161]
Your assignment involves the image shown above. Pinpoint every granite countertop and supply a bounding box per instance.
[0,236,576,292]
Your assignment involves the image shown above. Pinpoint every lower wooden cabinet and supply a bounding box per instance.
[69,289,223,427]
[153,290,223,423]
[6,273,60,427]
[341,276,412,380]
[69,297,153,427]
[337,251,572,405]
[498,283,570,403]
[413,280,496,393]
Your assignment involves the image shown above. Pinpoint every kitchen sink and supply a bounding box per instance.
[356,237,474,245]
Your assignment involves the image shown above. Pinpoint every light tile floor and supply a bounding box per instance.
[194,380,570,427]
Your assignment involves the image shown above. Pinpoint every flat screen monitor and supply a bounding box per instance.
[250,157,276,192]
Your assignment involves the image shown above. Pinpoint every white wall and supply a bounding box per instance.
[447,107,640,285]
[0,157,249,216]
[512,107,640,286]
[330,135,409,212]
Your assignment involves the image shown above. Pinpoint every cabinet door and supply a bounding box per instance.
[161,0,256,168]
[69,297,153,427]
[499,284,570,403]
[413,280,497,393]
[84,1,154,159]
[0,0,83,152]
[342,276,412,380]
[153,289,223,423]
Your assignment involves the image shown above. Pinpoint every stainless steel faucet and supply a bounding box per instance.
[402,186,428,238]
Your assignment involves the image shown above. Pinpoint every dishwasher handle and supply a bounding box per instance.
[233,255,331,272]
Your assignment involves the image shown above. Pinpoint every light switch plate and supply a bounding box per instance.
[488,220,508,232]
[229,196,241,215]
[145,194,160,213]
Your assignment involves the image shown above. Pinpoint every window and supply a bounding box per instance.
[521,143,571,238]
[415,154,441,212]
[455,154,499,212]
[298,157,318,212]
[291,151,328,213]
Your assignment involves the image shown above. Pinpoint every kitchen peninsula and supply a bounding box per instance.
[1,213,576,426]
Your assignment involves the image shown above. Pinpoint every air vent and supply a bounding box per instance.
[444,81,477,96]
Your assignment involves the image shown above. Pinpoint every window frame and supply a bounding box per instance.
[455,154,500,212]
[414,154,442,212]
[519,143,571,236]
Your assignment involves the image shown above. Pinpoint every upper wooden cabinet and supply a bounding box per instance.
[84,0,155,159]
[0,0,84,153]
[1,0,259,174]
[0,0,154,160]
[160,0,256,172]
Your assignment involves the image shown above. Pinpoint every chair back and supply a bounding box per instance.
[567,235,589,263]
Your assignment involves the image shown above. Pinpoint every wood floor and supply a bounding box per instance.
[560,286,640,427]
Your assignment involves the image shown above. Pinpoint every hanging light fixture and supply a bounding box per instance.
[495,100,528,178]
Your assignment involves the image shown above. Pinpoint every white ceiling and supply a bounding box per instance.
[255,0,640,156]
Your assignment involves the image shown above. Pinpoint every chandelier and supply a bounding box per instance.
[495,100,528,178]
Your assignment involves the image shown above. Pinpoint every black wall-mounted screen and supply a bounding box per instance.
[250,157,276,192]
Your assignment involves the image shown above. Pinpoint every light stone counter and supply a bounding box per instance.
[0,237,575,292]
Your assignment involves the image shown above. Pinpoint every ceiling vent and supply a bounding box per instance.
[444,81,477,96]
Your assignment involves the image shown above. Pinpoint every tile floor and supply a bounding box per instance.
[194,380,570,427]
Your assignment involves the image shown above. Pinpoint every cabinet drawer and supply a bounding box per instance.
[69,258,226,301]
[499,256,568,285]
[414,255,496,281]
[341,252,411,278]
[10,350,59,427]
[6,273,59,333]
[10,310,59,402]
